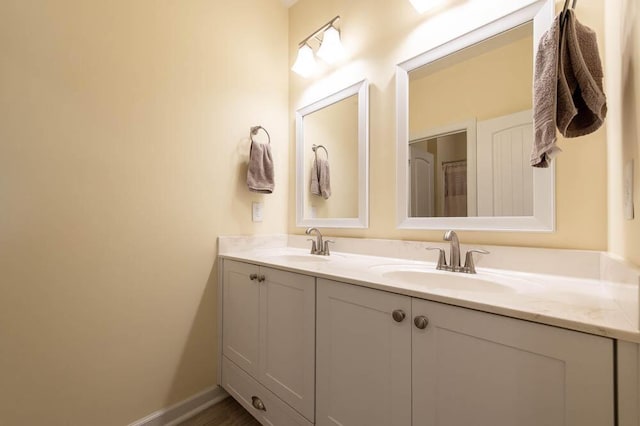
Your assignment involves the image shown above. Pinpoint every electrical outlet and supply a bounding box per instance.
[624,160,634,220]
[252,202,264,222]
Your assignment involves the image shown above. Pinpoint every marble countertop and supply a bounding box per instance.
[219,244,640,343]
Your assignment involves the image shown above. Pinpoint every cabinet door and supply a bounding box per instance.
[412,299,614,426]
[316,279,412,426]
[222,260,260,377]
[259,267,315,421]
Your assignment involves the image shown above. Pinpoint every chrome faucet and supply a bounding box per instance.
[443,230,461,271]
[427,230,490,274]
[305,227,333,255]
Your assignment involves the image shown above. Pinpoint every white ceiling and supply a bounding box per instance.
[281,0,299,7]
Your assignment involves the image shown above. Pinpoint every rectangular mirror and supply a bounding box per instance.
[397,0,555,231]
[296,80,369,228]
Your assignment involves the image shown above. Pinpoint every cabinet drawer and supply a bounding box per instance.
[222,356,314,426]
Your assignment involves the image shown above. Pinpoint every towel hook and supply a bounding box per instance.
[560,0,577,28]
[312,144,329,159]
[250,125,271,144]
[561,0,577,14]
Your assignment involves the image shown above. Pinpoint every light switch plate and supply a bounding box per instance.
[624,160,634,220]
[252,202,264,222]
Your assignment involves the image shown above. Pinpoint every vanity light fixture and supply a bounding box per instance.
[292,15,345,77]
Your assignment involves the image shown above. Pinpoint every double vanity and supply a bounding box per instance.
[220,1,634,424]
[216,234,640,426]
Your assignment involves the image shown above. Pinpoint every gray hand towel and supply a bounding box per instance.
[247,141,274,194]
[531,14,562,168]
[310,157,331,200]
[557,9,607,138]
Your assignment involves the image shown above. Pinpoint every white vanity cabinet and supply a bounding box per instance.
[315,279,615,426]
[315,278,412,426]
[221,259,316,423]
[412,298,614,426]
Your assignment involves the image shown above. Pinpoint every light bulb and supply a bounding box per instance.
[409,0,432,13]
[317,27,345,64]
[291,44,317,78]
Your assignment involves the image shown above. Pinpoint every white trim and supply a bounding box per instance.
[295,80,369,228]
[128,386,228,426]
[217,253,224,386]
[396,0,555,232]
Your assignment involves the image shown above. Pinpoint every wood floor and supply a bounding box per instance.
[179,396,260,426]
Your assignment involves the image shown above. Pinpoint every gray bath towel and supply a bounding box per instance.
[310,157,331,200]
[531,14,562,168]
[247,141,274,194]
[557,9,607,138]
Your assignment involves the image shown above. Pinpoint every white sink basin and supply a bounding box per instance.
[264,254,330,263]
[370,265,518,293]
[381,270,513,293]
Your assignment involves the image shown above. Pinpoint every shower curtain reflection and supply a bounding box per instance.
[443,160,467,217]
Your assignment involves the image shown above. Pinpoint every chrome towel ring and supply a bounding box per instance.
[250,125,271,144]
[312,144,329,159]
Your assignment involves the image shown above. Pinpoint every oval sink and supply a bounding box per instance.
[368,264,519,293]
[265,254,330,263]
[380,269,513,293]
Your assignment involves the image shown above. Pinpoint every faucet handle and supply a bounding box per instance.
[426,247,447,270]
[307,238,318,254]
[463,249,490,274]
[323,240,334,256]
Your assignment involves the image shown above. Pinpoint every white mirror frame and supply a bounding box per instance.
[296,80,369,228]
[396,0,555,232]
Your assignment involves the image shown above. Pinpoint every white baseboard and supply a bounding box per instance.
[129,385,229,426]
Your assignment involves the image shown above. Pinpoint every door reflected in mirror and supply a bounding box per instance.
[408,22,534,218]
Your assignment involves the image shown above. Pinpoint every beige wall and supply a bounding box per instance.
[0,1,289,425]
[289,0,608,251]
[606,0,640,266]
[409,33,533,133]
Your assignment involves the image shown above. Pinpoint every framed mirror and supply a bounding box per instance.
[296,80,369,228]
[396,0,555,231]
